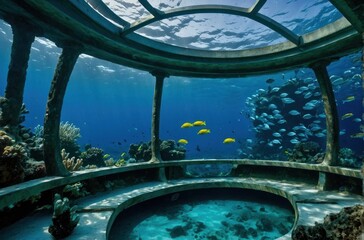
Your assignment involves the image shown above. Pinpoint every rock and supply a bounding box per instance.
[256,218,273,231]
[167,225,187,238]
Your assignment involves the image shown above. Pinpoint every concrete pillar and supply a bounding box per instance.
[0,21,35,135]
[149,72,167,163]
[43,45,81,176]
[149,72,168,182]
[311,62,340,166]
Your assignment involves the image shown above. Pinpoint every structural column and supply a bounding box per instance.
[311,62,340,166]
[43,45,81,176]
[311,62,340,191]
[149,72,167,163]
[149,72,168,182]
[0,21,35,135]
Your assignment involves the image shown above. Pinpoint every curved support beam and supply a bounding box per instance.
[43,45,82,177]
[122,5,301,45]
[138,0,162,17]
[249,0,267,14]
[311,62,340,167]
[149,72,168,164]
[0,20,35,134]
[329,0,363,32]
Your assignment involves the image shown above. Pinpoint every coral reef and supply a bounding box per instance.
[23,159,46,180]
[79,146,104,167]
[48,193,79,239]
[0,130,27,187]
[286,141,323,164]
[34,122,81,157]
[63,182,89,199]
[338,148,360,168]
[292,204,364,240]
[61,148,83,171]
[59,122,81,157]
[129,140,186,162]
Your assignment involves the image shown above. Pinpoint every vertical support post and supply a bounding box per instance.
[43,45,81,176]
[149,72,167,163]
[0,22,35,135]
[311,62,340,166]
[311,62,340,191]
[149,71,168,182]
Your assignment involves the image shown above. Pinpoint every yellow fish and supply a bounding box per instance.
[223,138,235,144]
[178,139,188,144]
[341,113,353,120]
[181,122,194,128]
[350,133,364,138]
[197,129,211,135]
[193,120,206,126]
[343,96,355,103]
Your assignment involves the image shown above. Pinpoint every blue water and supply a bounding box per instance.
[0,17,362,162]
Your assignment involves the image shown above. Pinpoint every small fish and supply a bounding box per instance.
[197,129,211,135]
[181,122,194,128]
[303,92,312,99]
[137,145,143,151]
[350,132,364,138]
[193,120,206,126]
[178,139,188,144]
[271,139,281,145]
[341,113,354,120]
[287,132,296,137]
[266,78,275,84]
[315,132,326,138]
[282,98,295,104]
[277,119,287,124]
[280,93,288,98]
[289,110,300,116]
[271,87,280,92]
[342,96,355,103]
[290,139,300,144]
[223,138,235,144]
[120,152,126,157]
[353,118,362,123]
[272,132,281,137]
[103,154,110,159]
[303,114,313,119]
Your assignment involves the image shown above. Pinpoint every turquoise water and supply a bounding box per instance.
[109,188,295,240]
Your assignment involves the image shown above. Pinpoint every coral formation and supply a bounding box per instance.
[79,146,104,167]
[0,130,27,187]
[286,141,323,164]
[337,148,360,168]
[48,193,79,239]
[292,204,364,240]
[61,148,83,171]
[129,139,186,162]
[63,182,89,199]
[34,122,81,157]
[59,122,81,157]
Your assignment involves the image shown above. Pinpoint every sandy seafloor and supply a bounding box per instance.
[109,189,295,240]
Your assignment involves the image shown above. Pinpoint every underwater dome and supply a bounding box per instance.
[0,0,363,239]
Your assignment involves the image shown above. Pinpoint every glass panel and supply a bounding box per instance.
[0,21,12,93]
[328,52,362,169]
[259,0,344,35]
[62,59,154,161]
[148,0,257,11]
[136,13,285,50]
[160,76,253,159]
[101,0,150,23]
[242,69,326,161]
